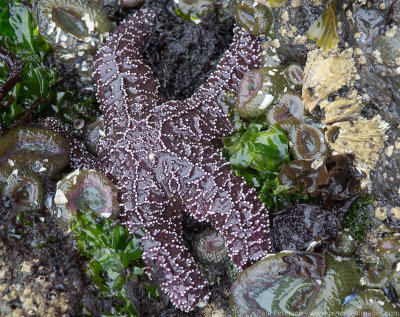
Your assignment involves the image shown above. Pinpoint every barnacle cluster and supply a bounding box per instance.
[302,48,389,176]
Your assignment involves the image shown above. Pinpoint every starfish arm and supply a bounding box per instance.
[41,117,96,170]
[141,203,210,312]
[154,28,261,143]
[93,9,161,123]
[112,153,210,312]
[156,145,272,269]
[196,27,261,101]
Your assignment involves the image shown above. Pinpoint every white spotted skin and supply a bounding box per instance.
[49,9,272,312]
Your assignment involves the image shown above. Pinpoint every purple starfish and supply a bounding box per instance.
[46,9,271,311]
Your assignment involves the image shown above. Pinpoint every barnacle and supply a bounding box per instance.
[317,91,363,124]
[288,123,327,160]
[266,93,304,132]
[54,169,120,226]
[325,116,389,172]
[235,0,274,36]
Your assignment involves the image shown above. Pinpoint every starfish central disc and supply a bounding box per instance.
[53,9,272,312]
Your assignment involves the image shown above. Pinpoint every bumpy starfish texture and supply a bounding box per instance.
[50,9,272,312]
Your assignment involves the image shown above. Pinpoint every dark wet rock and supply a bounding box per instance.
[342,0,400,226]
[271,198,356,251]
[270,1,322,63]
[142,0,234,100]
[370,130,400,224]
[342,2,400,124]
[0,206,111,316]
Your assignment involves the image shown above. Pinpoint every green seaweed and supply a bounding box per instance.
[307,0,339,52]
[70,210,149,316]
[341,194,374,242]
[0,0,97,126]
[223,119,312,211]
[0,0,57,125]
[223,123,289,172]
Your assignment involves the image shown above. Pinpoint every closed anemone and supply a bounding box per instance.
[236,67,291,119]
[340,289,397,316]
[0,126,70,179]
[236,69,264,119]
[235,0,274,36]
[284,64,304,88]
[193,228,229,267]
[172,0,216,20]
[289,123,327,160]
[266,93,304,131]
[52,7,89,37]
[54,169,120,227]
[0,167,45,212]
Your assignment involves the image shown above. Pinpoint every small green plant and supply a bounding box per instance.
[0,0,97,126]
[70,211,155,316]
[341,194,374,242]
[223,117,312,211]
[0,0,56,125]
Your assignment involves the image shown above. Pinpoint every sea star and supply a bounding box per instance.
[46,9,272,312]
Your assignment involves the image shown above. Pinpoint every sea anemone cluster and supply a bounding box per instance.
[0,126,70,212]
[33,0,113,83]
[235,59,329,163]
